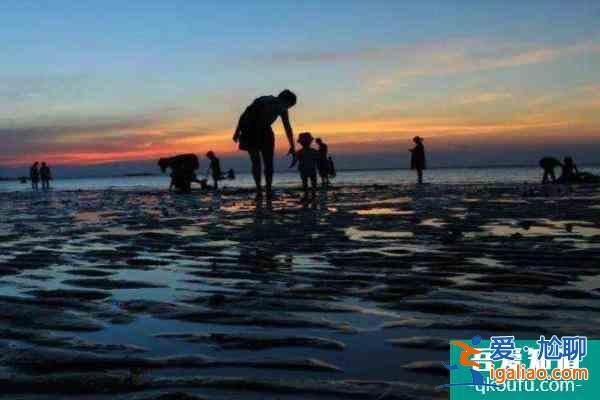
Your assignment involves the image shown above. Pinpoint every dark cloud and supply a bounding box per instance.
[0,106,201,158]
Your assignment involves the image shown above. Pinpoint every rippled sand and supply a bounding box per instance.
[1,183,599,399]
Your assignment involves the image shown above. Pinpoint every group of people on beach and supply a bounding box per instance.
[288,133,336,202]
[158,90,338,201]
[24,89,600,198]
[158,152,235,193]
[232,89,339,202]
[539,156,599,184]
[158,89,418,201]
[29,162,52,191]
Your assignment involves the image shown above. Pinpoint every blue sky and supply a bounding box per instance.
[0,0,599,168]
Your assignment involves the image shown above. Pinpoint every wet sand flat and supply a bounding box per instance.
[1,183,599,399]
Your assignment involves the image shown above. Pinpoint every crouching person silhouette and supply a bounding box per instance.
[539,157,562,184]
[158,154,202,193]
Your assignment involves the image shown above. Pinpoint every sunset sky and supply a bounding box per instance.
[1,0,599,171]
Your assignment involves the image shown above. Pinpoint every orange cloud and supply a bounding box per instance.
[4,111,581,167]
[359,39,600,93]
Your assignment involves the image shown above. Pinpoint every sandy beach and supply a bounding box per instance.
[1,183,599,399]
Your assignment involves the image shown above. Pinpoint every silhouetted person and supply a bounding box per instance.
[158,154,201,193]
[328,156,336,178]
[206,151,223,190]
[410,136,426,184]
[557,156,579,184]
[539,157,562,184]
[227,169,235,180]
[29,162,40,191]
[233,89,297,200]
[290,132,319,203]
[40,162,52,190]
[315,138,330,187]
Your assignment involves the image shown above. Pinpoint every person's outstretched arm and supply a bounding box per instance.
[281,111,295,155]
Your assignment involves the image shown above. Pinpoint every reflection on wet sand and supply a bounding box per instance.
[0,183,599,399]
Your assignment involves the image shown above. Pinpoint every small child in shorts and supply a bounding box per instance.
[290,132,319,202]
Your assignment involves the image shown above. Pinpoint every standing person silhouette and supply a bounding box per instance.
[327,156,336,178]
[557,156,579,184]
[290,132,319,203]
[409,136,426,184]
[233,90,297,201]
[205,151,223,190]
[40,162,52,190]
[29,162,40,191]
[315,138,330,187]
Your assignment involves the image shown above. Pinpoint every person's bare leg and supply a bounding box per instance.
[417,169,423,184]
[301,176,308,202]
[249,151,262,198]
[263,148,274,199]
[265,170,273,198]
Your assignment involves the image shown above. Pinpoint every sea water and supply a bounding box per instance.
[3,166,600,192]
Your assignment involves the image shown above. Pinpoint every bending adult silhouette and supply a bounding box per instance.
[158,154,201,193]
[539,157,562,184]
[233,89,297,200]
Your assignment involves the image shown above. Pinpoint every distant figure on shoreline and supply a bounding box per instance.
[40,162,52,190]
[29,162,40,191]
[233,89,297,201]
[539,157,562,184]
[410,136,426,184]
[539,156,600,184]
[158,154,202,193]
[290,132,319,203]
[328,156,336,178]
[315,138,330,187]
[557,156,579,184]
[205,151,223,190]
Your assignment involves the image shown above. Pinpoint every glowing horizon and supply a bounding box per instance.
[1,1,599,169]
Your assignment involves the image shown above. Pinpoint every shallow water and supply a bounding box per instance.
[1,183,600,399]
[3,165,600,193]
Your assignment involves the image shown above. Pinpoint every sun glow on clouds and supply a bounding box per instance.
[2,101,591,166]
[1,29,599,167]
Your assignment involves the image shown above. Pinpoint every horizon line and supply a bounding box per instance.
[3,162,600,181]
